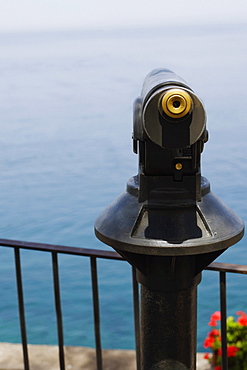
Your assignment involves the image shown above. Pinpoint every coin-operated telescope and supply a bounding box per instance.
[95,69,244,370]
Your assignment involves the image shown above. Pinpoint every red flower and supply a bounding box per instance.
[236,310,247,316]
[227,346,239,357]
[215,366,222,370]
[209,312,221,326]
[209,319,217,327]
[204,336,215,348]
[204,353,210,359]
[218,346,239,357]
[209,329,220,337]
[211,311,221,321]
[237,313,247,326]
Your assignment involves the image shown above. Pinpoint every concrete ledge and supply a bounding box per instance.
[0,343,210,369]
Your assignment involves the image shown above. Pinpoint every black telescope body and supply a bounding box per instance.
[95,69,244,369]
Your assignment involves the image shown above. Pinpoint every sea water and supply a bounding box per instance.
[0,23,246,351]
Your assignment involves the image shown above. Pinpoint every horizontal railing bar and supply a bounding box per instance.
[206,262,247,274]
[0,238,123,260]
[1,238,247,275]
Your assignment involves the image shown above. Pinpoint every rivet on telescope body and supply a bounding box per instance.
[175,163,183,170]
[161,89,192,118]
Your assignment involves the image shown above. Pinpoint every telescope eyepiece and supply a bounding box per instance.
[161,88,192,119]
[133,69,206,152]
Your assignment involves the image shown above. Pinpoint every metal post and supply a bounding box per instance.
[220,271,228,370]
[90,257,103,370]
[134,255,201,370]
[141,285,197,370]
[132,267,141,370]
[52,252,65,370]
[14,247,30,370]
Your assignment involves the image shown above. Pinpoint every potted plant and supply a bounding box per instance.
[204,311,247,369]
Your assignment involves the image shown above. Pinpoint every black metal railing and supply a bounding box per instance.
[0,238,246,370]
[0,239,132,370]
[205,262,247,370]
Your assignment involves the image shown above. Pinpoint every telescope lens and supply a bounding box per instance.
[161,89,192,119]
[173,100,181,108]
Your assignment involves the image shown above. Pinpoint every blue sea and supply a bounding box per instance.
[0,23,246,352]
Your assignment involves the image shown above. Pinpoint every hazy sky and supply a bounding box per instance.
[1,0,247,32]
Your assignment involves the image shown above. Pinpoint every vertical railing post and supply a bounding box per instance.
[90,257,103,370]
[220,271,228,370]
[52,252,65,370]
[132,266,141,370]
[14,247,30,370]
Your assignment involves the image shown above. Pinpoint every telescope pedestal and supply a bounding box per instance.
[95,176,243,370]
[94,69,244,370]
[141,284,197,370]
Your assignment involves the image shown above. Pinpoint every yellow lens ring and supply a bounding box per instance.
[161,89,192,119]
